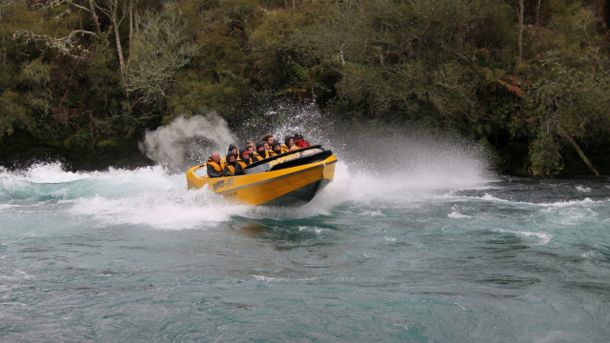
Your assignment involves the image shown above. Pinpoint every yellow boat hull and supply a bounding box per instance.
[186,153,337,206]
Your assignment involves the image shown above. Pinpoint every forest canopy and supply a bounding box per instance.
[1,0,609,176]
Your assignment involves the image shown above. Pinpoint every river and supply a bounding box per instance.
[1,161,609,342]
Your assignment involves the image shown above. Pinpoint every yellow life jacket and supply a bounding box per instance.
[280,144,289,153]
[225,164,235,175]
[237,161,248,169]
[207,161,225,172]
[252,154,263,162]
[269,151,278,157]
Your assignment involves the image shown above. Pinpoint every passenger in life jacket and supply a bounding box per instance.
[227,144,239,160]
[294,133,310,148]
[281,136,298,152]
[223,153,237,176]
[250,145,263,162]
[263,142,273,157]
[235,149,251,175]
[269,142,282,156]
[207,152,225,178]
[256,143,269,159]
[262,134,275,146]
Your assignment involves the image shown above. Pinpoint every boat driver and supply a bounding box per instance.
[206,152,225,178]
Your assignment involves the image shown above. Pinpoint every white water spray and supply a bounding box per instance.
[1,105,499,229]
[140,113,237,170]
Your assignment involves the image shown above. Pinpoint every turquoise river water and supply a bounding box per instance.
[1,161,609,342]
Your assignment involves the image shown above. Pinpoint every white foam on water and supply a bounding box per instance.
[494,229,552,245]
[539,198,597,208]
[447,205,471,219]
[361,210,385,217]
[0,204,18,211]
[25,163,89,183]
[251,274,319,283]
[0,162,253,230]
[448,210,470,219]
[472,193,600,209]
[297,226,328,235]
[516,231,552,245]
[67,192,248,230]
[0,162,90,185]
[575,185,591,193]
[63,170,255,230]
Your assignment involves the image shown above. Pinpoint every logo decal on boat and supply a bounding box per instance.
[212,178,233,191]
[212,180,225,191]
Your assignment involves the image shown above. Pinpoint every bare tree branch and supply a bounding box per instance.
[13,29,96,59]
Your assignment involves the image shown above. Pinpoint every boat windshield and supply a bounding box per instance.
[244,146,327,175]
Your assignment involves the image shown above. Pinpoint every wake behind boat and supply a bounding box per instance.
[186,146,337,206]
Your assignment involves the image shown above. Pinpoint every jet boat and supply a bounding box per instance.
[186,146,337,206]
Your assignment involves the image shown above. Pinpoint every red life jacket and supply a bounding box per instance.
[295,139,310,148]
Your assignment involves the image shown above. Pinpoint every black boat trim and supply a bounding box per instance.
[269,150,332,171]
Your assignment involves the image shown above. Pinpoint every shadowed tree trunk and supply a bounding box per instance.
[600,0,609,40]
[111,4,126,79]
[558,126,600,176]
[536,0,542,27]
[88,0,102,36]
[518,0,525,61]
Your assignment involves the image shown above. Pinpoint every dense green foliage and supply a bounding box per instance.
[1,0,609,175]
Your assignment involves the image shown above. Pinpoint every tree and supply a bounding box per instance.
[125,3,198,105]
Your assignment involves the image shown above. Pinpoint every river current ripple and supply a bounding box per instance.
[1,163,609,342]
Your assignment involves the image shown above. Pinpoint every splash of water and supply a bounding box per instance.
[140,113,237,170]
[1,104,497,229]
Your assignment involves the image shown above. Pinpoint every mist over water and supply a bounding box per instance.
[2,106,610,342]
[139,104,492,194]
[140,113,237,170]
